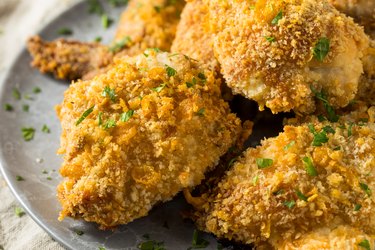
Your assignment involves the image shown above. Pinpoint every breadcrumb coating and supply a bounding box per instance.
[55,51,241,228]
[189,108,375,246]
[27,36,113,81]
[115,0,185,56]
[207,0,369,114]
[357,39,375,105]
[171,0,219,71]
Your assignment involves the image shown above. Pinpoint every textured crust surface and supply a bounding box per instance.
[193,107,375,246]
[56,51,241,228]
[171,0,219,71]
[207,0,369,114]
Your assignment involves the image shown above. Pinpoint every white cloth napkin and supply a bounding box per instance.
[0,1,80,249]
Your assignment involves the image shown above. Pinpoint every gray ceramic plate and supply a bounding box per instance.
[0,1,222,249]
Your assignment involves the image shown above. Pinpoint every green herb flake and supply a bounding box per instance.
[88,0,104,15]
[75,230,84,236]
[265,36,276,42]
[4,103,13,111]
[16,175,24,181]
[190,229,209,249]
[109,36,132,53]
[41,124,50,133]
[76,106,95,126]
[98,112,103,126]
[120,110,134,122]
[102,86,117,102]
[271,11,283,25]
[310,86,339,122]
[138,240,165,250]
[94,36,102,42]
[313,37,330,62]
[197,72,206,82]
[57,27,73,36]
[252,174,259,185]
[308,124,329,147]
[104,118,116,129]
[354,204,362,211]
[24,94,33,101]
[283,200,296,209]
[273,189,285,196]
[302,156,318,176]
[154,5,162,13]
[101,14,113,29]
[186,77,197,88]
[295,189,308,201]
[333,146,341,151]
[31,87,41,94]
[14,207,25,217]
[348,123,354,137]
[358,239,370,250]
[228,157,238,169]
[165,65,177,77]
[359,182,372,197]
[108,0,129,7]
[322,125,335,134]
[13,88,21,100]
[256,158,273,169]
[42,170,48,174]
[284,140,295,150]
[46,177,52,180]
[22,104,29,112]
[317,115,326,122]
[21,127,35,141]
[196,108,205,117]
[98,247,106,250]
[151,83,167,92]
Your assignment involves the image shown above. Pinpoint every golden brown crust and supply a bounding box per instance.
[192,107,375,246]
[207,0,369,114]
[27,36,113,81]
[56,51,242,228]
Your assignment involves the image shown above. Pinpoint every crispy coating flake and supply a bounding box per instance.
[56,51,241,228]
[115,0,185,56]
[27,36,113,81]
[207,0,369,114]
[189,108,375,246]
[171,0,219,71]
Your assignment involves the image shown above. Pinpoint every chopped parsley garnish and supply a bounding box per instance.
[165,65,177,77]
[42,124,50,133]
[333,146,341,151]
[273,189,285,196]
[98,112,103,126]
[42,170,48,174]
[57,27,73,36]
[22,104,29,112]
[354,204,362,211]
[359,182,371,197]
[271,11,283,25]
[33,87,41,94]
[283,200,296,209]
[108,0,129,7]
[94,36,102,42]
[76,106,95,126]
[308,124,329,146]
[196,108,205,117]
[317,115,326,122]
[75,230,84,236]
[295,189,308,201]
[102,86,117,102]
[197,73,206,82]
[88,0,104,15]
[302,156,318,176]
[284,140,295,150]
[186,77,197,88]
[13,88,21,100]
[138,239,166,250]
[15,207,25,217]
[101,14,113,29]
[16,175,24,181]
[109,36,132,53]
[322,125,335,134]
[313,37,330,62]
[228,157,238,169]
[104,119,116,129]
[151,48,161,53]
[154,6,162,13]
[151,83,167,92]
[4,103,13,111]
[256,158,273,169]
[265,36,275,42]
[98,247,106,250]
[310,86,339,122]
[120,110,134,122]
[348,123,354,137]
[189,229,209,249]
[21,127,35,141]
[46,177,52,180]
[252,174,259,185]
[358,239,370,250]
[24,94,33,100]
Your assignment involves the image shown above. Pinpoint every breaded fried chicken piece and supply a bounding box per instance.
[171,0,219,71]
[27,36,113,81]
[187,108,375,247]
[356,39,375,105]
[328,0,375,33]
[115,0,185,56]
[55,51,242,228]
[207,0,369,114]
[27,0,185,81]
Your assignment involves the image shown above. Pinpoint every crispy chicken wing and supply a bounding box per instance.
[55,51,242,228]
[27,0,185,81]
[186,107,375,247]
[207,0,369,114]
